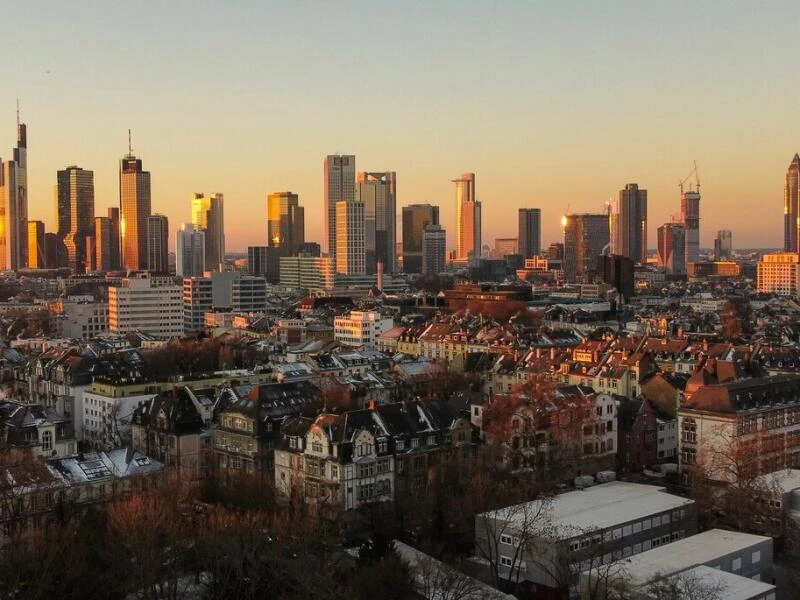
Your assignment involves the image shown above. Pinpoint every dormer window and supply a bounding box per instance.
[289,437,298,449]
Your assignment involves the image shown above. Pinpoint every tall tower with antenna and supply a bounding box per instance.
[119,130,152,271]
[0,101,28,269]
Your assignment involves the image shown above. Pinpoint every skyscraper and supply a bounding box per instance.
[0,111,28,270]
[191,192,225,272]
[94,216,112,272]
[563,213,609,282]
[518,208,542,258]
[176,222,205,277]
[324,155,355,260]
[657,222,686,274]
[146,214,169,273]
[681,189,700,264]
[453,173,481,261]
[356,171,396,273]
[611,183,647,264]
[402,204,440,273]
[785,154,800,252]
[119,146,152,271]
[57,166,95,273]
[422,224,446,275]
[247,246,268,276]
[107,207,121,270]
[27,220,45,269]
[715,230,733,261]
[335,200,365,275]
[266,191,304,282]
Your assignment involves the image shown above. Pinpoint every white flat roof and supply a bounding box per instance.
[591,529,771,588]
[658,565,775,600]
[757,468,800,494]
[484,482,694,537]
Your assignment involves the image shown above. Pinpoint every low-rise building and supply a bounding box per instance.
[108,273,183,338]
[334,310,394,350]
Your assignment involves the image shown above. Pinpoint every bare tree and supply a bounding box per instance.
[643,569,726,600]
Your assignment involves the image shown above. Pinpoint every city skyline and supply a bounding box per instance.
[2,4,798,252]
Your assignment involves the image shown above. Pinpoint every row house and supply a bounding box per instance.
[274,398,476,517]
[213,380,319,475]
[25,347,94,421]
[679,374,800,482]
[0,401,77,458]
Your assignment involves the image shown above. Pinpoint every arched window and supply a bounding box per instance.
[42,430,52,452]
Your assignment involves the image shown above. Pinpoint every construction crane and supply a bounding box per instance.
[679,161,700,194]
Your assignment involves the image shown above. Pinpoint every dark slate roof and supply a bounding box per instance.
[684,374,800,414]
[130,389,204,435]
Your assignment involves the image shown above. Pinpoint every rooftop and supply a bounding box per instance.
[646,565,774,600]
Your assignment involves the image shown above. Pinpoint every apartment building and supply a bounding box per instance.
[333,310,394,350]
[108,273,183,338]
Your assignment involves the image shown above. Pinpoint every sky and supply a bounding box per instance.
[2,1,798,252]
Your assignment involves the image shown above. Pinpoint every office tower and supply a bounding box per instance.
[681,189,700,264]
[44,233,62,269]
[356,171,396,273]
[402,204,440,273]
[119,145,152,271]
[279,255,335,292]
[563,213,609,282]
[94,216,112,272]
[422,224,446,275]
[0,111,28,269]
[715,230,733,261]
[266,191,304,282]
[494,238,518,257]
[247,246,268,276]
[107,207,121,270]
[85,236,96,272]
[191,192,225,272]
[657,222,686,274]
[146,214,169,273]
[453,173,481,261]
[323,155,356,260]
[786,154,800,252]
[109,273,183,337]
[177,222,206,277]
[57,166,95,273]
[611,183,647,264]
[597,254,635,301]
[183,272,267,333]
[518,208,542,258]
[547,242,564,261]
[27,220,45,268]
[335,200,365,275]
[298,242,321,257]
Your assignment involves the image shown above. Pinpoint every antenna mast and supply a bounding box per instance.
[16,98,19,127]
[128,129,132,155]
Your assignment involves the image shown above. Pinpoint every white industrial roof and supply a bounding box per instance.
[653,565,775,600]
[483,482,694,538]
[757,468,800,495]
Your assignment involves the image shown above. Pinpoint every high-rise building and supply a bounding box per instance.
[279,255,335,292]
[356,172,396,274]
[183,272,267,333]
[681,189,700,264]
[27,220,45,269]
[0,112,28,270]
[518,208,542,259]
[146,214,169,273]
[597,254,635,302]
[107,207,121,271]
[611,183,647,264]
[85,235,97,272]
[715,230,733,261]
[757,252,800,296]
[57,166,95,273]
[547,242,564,261]
[266,191,304,282]
[94,216,112,272]
[422,224,446,275]
[324,155,355,260]
[335,200,365,275]
[785,154,800,252]
[109,273,183,337]
[657,222,686,274]
[563,213,609,282]
[119,149,151,271]
[191,193,225,272]
[402,204,440,273]
[177,222,205,277]
[494,238,518,258]
[453,173,481,261]
[247,246,268,276]
[44,233,65,270]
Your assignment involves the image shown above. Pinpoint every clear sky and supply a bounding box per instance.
[2,1,798,252]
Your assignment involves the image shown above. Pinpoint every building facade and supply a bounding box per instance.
[0,116,28,270]
[57,166,94,273]
[119,154,152,271]
[657,222,686,274]
[681,189,701,264]
[279,256,335,292]
[356,171,396,273]
[191,192,225,272]
[563,213,609,283]
[334,310,394,350]
[757,252,800,296]
[323,154,355,260]
[454,172,481,261]
[27,220,45,268]
[422,223,446,275]
[176,222,205,277]
[266,191,304,282]
[402,203,439,274]
[335,200,365,275]
[518,208,541,259]
[611,183,647,264]
[108,273,183,337]
[714,229,733,261]
[146,214,169,273]
[785,153,800,253]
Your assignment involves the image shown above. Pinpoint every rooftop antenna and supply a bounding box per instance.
[128,128,132,155]
[16,98,19,127]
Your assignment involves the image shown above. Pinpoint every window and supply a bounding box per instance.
[41,431,52,452]
[500,556,513,568]
[732,558,741,572]
[312,440,323,453]
[396,440,405,451]
[752,550,761,564]
[500,534,513,545]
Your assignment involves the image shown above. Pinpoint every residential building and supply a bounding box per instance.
[334,310,394,350]
[146,214,168,273]
[247,245,268,276]
[49,298,109,339]
[191,192,225,272]
[58,166,95,273]
[475,482,696,597]
[611,183,647,264]
[617,397,658,473]
[0,400,76,458]
[402,203,439,273]
[335,200,365,275]
[422,224,446,275]
[119,151,151,271]
[279,255,335,292]
[324,154,355,260]
[0,114,27,270]
[785,153,800,252]
[563,213,609,282]
[176,222,205,277]
[454,172,481,261]
[356,171,396,273]
[681,189,701,264]
[657,222,686,274]
[757,252,800,296]
[108,273,183,338]
[27,220,44,268]
[518,208,541,258]
[715,229,733,261]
